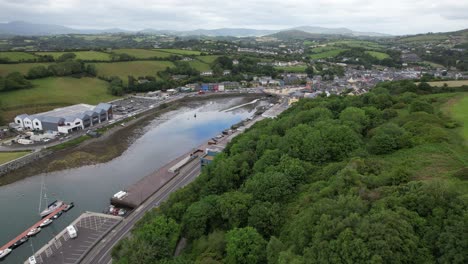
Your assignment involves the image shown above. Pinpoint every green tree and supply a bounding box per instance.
[4,72,32,91]
[339,106,369,133]
[57,52,76,62]
[302,122,361,163]
[225,227,266,264]
[248,202,283,237]
[182,195,220,239]
[305,66,314,77]
[86,64,97,76]
[112,215,180,263]
[27,66,50,79]
[410,100,434,114]
[217,191,252,228]
[368,123,411,154]
[243,172,293,202]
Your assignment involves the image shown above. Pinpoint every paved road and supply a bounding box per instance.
[81,160,201,264]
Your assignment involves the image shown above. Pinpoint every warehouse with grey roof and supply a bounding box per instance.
[14,103,113,134]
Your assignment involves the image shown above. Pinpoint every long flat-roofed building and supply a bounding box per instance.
[14,103,113,134]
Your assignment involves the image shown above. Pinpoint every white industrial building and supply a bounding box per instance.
[14,103,113,134]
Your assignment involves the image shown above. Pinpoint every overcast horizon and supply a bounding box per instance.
[1,0,467,35]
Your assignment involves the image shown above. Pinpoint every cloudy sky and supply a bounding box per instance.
[1,0,467,35]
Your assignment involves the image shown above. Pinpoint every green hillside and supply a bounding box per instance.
[112,82,468,263]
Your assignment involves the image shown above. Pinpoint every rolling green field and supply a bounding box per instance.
[0,62,52,76]
[365,51,390,59]
[34,51,112,61]
[112,49,172,59]
[309,48,346,59]
[92,61,175,82]
[0,151,31,165]
[0,52,37,62]
[451,94,468,144]
[156,49,201,56]
[197,55,219,64]
[187,60,211,71]
[0,77,118,121]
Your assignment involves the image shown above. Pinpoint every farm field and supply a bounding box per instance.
[91,61,175,82]
[365,51,390,59]
[0,151,31,165]
[34,51,111,61]
[0,77,117,121]
[197,55,219,64]
[187,60,211,71]
[427,80,468,87]
[0,51,37,62]
[309,48,346,59]
[112,49,172,59]
[0,62,52,76]
[156,49,201,55]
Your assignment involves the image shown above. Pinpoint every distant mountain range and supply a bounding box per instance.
[0,21,391,37]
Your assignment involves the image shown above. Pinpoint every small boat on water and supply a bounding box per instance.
[63,202,74,212]
[0,248,12,260]
[53,211,63,219]
[40,200,63,217]
[12,236,28,249]
[39,218,53,227]
[27,227,41,236]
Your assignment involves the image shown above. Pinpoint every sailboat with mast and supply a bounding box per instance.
[38,175,63,218]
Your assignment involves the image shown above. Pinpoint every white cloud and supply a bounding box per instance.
[0,0,467,34]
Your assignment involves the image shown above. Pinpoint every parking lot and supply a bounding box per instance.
[111,97,159,118]
[27,212,122,264]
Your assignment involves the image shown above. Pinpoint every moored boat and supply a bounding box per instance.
[63,202,74,212]
[27,227,41,236]
[12,236,28,249]
[0,248,12,259]
[39,218,53,227]
[40,200,63,217]
[52,211,63,219]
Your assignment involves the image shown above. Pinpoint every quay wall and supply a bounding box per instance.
[0,150,52,177]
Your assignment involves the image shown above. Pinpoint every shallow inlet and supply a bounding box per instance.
[0,98,256,263]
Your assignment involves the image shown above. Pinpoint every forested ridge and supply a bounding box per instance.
[112,81,468,264]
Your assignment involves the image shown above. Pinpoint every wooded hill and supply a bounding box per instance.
[112,81,468,264]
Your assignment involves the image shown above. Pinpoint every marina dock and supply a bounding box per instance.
[0,204,68,251]
[24,212,122,264]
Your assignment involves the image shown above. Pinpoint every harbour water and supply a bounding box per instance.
[0,98,257,263]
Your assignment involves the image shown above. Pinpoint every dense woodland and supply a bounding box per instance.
[112,81,468,263]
